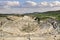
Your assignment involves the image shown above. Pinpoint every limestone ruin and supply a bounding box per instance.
[0,15,60,40]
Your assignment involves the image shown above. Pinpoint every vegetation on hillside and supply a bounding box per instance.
[24,10,60,21]
[0,10,60,20]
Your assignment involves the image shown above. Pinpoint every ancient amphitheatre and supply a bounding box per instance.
[0,15,60,40]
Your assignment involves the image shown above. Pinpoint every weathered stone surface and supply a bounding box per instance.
[0,15,60,40]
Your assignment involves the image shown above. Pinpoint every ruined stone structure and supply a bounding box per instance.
[0,15,60,40]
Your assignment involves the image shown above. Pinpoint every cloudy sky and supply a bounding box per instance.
[0,0,60,14]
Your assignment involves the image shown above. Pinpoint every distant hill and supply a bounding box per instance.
[0,10,60,20]
[23,10,60,21]
[23,10,60,15]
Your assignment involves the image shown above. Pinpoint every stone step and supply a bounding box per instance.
[0,37,28,40]
[0,37,55,40]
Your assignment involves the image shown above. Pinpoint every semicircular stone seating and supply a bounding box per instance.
[1,15,60,40]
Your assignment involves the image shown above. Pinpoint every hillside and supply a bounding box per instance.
[0,10,60,20]
[24,10,60,21]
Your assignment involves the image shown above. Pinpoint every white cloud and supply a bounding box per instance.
[6,1,20,6]
[39,1,60,7]
[24,1,37,7]
[40,2,48,7]
[37,2,49,7]
[50,1,60,7]
[1,7,60,14]
[0,1,60,14]
[0,1,20,9]
[0,1,60,8]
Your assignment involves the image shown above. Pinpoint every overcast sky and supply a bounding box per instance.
[0,0,60,14]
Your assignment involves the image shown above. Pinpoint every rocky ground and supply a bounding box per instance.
[0,15,60,40]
